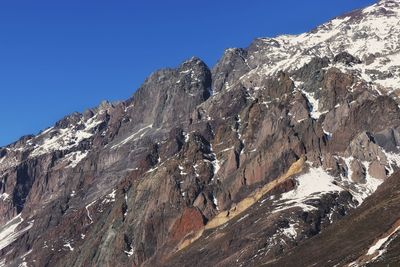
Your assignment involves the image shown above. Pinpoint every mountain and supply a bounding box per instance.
[1,0,400,266]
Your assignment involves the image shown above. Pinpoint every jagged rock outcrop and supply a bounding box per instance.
[1,1,400,267]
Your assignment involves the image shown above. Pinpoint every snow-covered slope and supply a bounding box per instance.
[2,1,400,267]
[228,0,400,94]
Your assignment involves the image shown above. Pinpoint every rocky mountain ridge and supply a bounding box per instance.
[1,0,400,266]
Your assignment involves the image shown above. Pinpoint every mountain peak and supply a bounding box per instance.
[2,1,400,267]
[179,56,209,74]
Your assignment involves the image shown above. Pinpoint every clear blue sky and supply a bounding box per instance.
[0,0,376,146]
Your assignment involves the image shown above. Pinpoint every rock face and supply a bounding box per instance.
[1,1,400,267]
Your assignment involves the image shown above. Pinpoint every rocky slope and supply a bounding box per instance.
[1,0,400,266]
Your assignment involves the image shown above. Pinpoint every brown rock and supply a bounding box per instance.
[170,207,205,241]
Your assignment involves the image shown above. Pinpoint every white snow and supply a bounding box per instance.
[180,69,192,74]
[237,214,249,223]
[362,161,383,192]
[111,124,153,149]
[206,144,221,181]
[38,127,54,137]
[211,156,221,178]
[340,158,383,205]
[30,115,102,157]
[366,224,400,262]
[183,131,190,143]
[124,244,134,257]
[274,166,343,212]
[282,223,298,239]
[383,149,400,175]
[323,128,333,139]
[193,164,200,177]
[178,165,187,175]
[146,167,158,173]
[213,195,219,210]
[220,146,234,153]
[65,150,89,168]
[300,90,328,119]
[20,249,32,259]
[85,200,96,224]
[84,115,103,131]
[343,156,355,180]
[102,189,116,204]
[30,128,90,157]
[123,193,128,218]
[216,1,400,101]
[63,241,74,251]
[0,193,10,201]
[0,215,34,251]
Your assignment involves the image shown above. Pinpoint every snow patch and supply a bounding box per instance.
[383,150,400,175]
[0,215,34,251]
[123,193,128,218]
[30,115,102,157]
[0,193,10,201]
[222,2,400,100]
[183,131,190,143]
[282,223,298,239]
[341,158,383,205]
[207,144,221,181]
[237,214,249,223]
[323,128,333,139]
[301,90,327,119]
[85,200,96,224]
[65,150,89,168]
[111,124,153,149]
[63,241,74,251]
[213,195,219,210]
[366,224,400,262]
[102,189,116,204]
[274,167,342,213]
[124,244,134,257]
